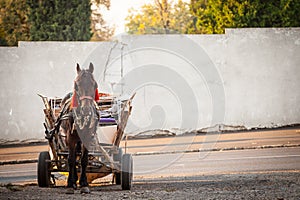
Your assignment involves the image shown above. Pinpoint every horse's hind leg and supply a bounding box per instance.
[79,147,90,194]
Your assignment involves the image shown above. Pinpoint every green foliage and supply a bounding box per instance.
[27,0,92,41]
[90,0,115,41]
[0,0,113,45]
[125,0,192,34]
[188,0,300,34]
[1,0,298,45]
[0,0,30,46]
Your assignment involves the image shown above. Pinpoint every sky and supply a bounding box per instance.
[102,0,153,35]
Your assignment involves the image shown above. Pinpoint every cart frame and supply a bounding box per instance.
[37,93,134,190]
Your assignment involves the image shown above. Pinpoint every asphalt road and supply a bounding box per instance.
[1,128,300,163]
[1,147,299,185]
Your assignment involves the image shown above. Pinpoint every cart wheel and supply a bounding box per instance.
[37,151,51,187]
[113,148,123,185]
[115,172,121,185]
[121,154,133,190]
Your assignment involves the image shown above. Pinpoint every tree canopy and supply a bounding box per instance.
[0,0,30,46]
[125,0,192,34]
[126,0,300,35]
[188,0,300,34]
[26,0,92,41]
[0,0,114,46]
[1,0,299,45]
[90,0,115,41]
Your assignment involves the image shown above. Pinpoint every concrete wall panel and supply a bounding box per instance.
[0,28,299,141]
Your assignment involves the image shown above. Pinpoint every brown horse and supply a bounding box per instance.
[60,63,99,194]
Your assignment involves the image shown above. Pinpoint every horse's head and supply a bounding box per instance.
[74,63,98,115]
[73,63,99,132]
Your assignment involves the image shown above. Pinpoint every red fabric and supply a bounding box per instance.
[70,90,78,108]
[70,89,99,108]
[94,88,100,102]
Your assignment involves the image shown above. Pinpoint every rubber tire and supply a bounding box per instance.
[37,151,51,187]
[121,154,133,190]
[113,148,123,185]
[115,172,121,185]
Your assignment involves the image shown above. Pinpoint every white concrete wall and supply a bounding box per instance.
[0,28,299,141]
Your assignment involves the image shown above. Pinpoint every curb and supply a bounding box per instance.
[1,144,299,165]
[0,159,38,166]
[132,144,300,156]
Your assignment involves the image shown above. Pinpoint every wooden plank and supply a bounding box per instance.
[113,93,135,147]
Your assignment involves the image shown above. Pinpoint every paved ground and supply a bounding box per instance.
[1,128,300,164]
[0,128,300,199]
[0,172,299,200]
[1,147,299,185]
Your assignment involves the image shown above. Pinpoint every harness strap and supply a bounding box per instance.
[79,96,94,101]
[60,112,73,121]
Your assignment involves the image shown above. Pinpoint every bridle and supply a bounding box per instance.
[79,95,94,101]
[73,70,98,131]
[74,70,97,106]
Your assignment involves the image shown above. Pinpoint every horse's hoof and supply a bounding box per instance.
[80,186,90,194]
[66,188,75,194]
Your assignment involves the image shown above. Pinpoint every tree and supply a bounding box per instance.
[248,0,300,27]
[0,0,113,45]
[0,0,30,46]
[125,0,192,34]
[27,0,92,41]
[171,0,193,33]
[90,0,115,41]
[188,0,300,34]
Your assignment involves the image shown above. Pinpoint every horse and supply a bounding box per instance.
[60,63,99,194]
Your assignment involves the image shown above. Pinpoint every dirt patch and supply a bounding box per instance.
[1,171,299,200]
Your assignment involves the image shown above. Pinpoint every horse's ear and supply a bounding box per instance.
[88,62,94,73]
[76,63,81,74]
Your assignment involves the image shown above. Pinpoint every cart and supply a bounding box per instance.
[37,93,135,190]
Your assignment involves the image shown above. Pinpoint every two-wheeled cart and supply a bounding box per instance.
[37,93,134,190]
